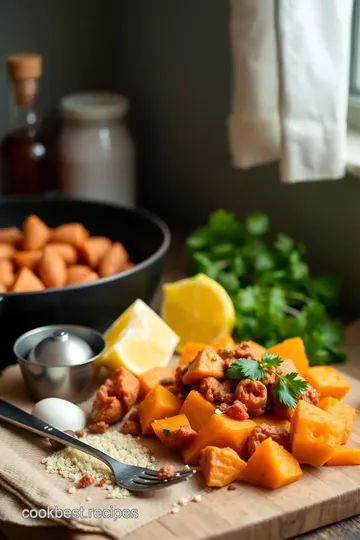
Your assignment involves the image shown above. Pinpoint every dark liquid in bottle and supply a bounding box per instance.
[0,127,58,196]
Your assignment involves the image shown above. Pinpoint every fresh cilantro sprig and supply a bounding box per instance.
[226,353,309,408]
[186,210,345,366]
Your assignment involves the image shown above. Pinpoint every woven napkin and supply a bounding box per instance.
[0,365,204,539]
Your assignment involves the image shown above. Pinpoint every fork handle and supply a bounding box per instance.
[0,399,118,473]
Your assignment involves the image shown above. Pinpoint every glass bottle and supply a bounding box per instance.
[0,53,58,196]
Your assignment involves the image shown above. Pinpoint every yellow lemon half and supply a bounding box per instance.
[161,273,235,353]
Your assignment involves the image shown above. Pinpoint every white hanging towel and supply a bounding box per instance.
[228,0,354,183]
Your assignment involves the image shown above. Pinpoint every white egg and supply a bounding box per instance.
[32,398,87,432]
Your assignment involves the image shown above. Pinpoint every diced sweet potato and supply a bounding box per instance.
[51,223,89,247]
[244,437,302,489]
[318,397,356,444]
[0,259,15,289]
[291,400,343,466]
[200,446,246,487]
[305,366,350,400]
[0,227,22,246]
[277,358,298,376]
[152,414,190,444]
[79,236,112,268]
[13,250,42,271]
[22,215,51,250]
[180,390,216,432]
[182,347,224,385]
[213,336,235,350]
[326,446,360,466]
[268,337,309,377]
[12,267,45,292]
[182,414,256,465]
[138,366,176,398]
[138,384,182,435]
[247,341,266,360]
[250,413,291,433]
[178,342,208,367]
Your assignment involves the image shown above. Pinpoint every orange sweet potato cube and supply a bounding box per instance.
[180,390,216,432]
[326,446,360,466]
[200,446,246,487]
[213,336,236,350]
[138,384,182,435]
[268,337,309,377]
[138,366,175,398]
[318,397,356,444]
[152,414,190,444]
[178,342,208,367]
[182,414,255,465]
[182,347,224,385]
[244,438,302,489]
[291,400,343,466]
[305,366,350,400]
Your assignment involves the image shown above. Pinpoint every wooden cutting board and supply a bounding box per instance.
[123,320,360,540]
[2,323,360,540]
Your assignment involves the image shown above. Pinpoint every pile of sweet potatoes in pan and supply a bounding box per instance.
[0,215,134,293]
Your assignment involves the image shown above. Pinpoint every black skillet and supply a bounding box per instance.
[0,196,170,369]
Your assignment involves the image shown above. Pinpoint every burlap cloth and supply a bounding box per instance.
[0,365,205,539]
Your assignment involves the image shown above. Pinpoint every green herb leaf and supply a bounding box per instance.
[163,429,171,437]
[218,271,240,294]
[274,233,294,254]
[245,212,269,236]
[273,373,309,408]
[261,353,282,368]
[226,359,265,380]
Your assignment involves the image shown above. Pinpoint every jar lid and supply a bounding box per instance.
[7,53,42,80]
[60,92,128,121]
[28,329,94,366]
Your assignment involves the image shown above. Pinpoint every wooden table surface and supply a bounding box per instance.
[1,235,360,540]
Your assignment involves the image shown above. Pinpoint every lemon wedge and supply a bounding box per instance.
[161,273,235,353]
[97,299,180,375]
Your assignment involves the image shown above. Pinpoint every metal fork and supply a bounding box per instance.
[0,399,196,492]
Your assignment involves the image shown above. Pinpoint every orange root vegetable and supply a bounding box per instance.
[67,271,99,286]
[182,347,224,385]
[268,337,309,377]
[305,366,350,400]
[180,390,216,432]
[182,414,256,465]
[325,446,360,466]
[22,215,51,250]
[318,397,356,444]
[67,265,92,283]
[38,248,67,289]
[98,242,129,278]
[247,341,266,360]
[79,237,112,268]
[244,437,302,489]
[0,259,15,289]
[152,414,190,444]
[0,243,15,259]
[213,336,235,350]
[250,413,291,433]
[277,358,299,376]
[200,446,247,487]
[0,227,23,246]
[46,243,78,265]
[290,400,343,466]
[178,342,208,367]
[138,384,182,435]
[13,250,42,271]
[12,267,45,292]
[51,223,89,247]
[138,366,176,398]
[0,283,7,293]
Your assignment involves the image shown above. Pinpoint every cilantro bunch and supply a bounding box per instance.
[186,210,345,365]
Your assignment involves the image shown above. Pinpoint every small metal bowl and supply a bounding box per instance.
[14,324,105,403]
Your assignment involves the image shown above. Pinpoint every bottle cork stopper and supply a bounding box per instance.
[7,53,42,80]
